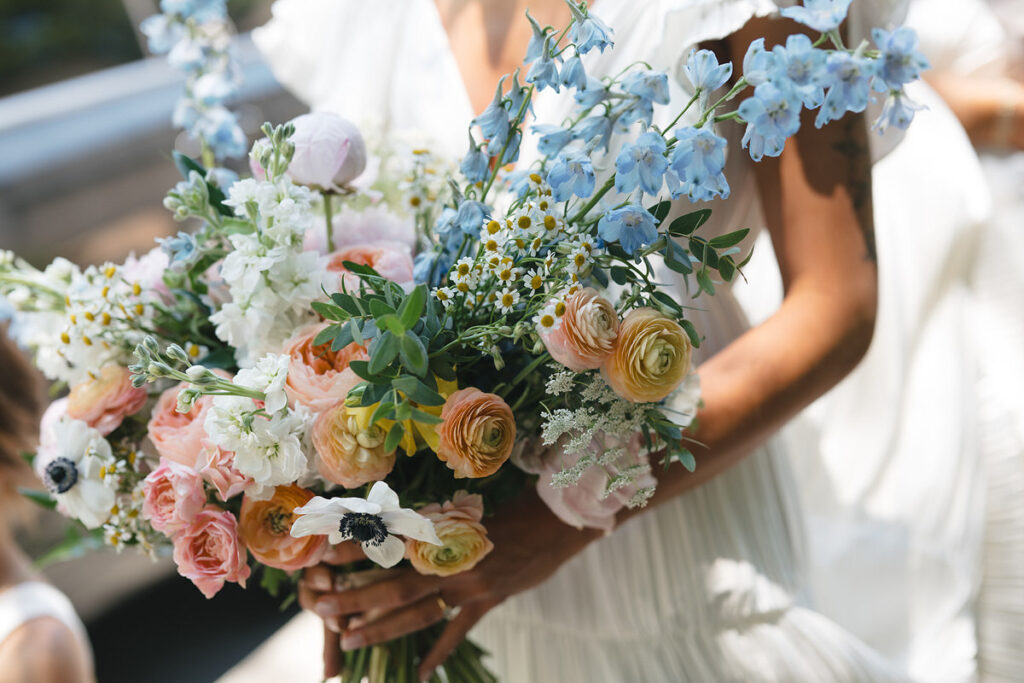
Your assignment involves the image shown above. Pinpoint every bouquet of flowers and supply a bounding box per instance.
[0,0,927,680]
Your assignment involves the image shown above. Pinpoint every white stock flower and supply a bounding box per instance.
[40,419,116,529]
[235,353,290,413]
[290,482,442,568]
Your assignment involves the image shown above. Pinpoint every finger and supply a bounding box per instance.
[418,602,490,681]
[341,594,446,651]
[323,625,342,680]
[322,542,365,565]
[298,579,319,612]
[304,564,334,592]
[313,569,438,618]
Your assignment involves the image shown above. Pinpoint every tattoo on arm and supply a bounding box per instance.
[831,116,877,262]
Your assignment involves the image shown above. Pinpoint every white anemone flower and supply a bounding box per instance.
[42,418,116,529]
[290,482,442,568]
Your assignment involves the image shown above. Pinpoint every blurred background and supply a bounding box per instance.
[0,1,308,681]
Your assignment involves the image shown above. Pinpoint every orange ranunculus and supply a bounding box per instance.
[239,485,327,573]
[540,287,619,372]
[406,491,493,577]
[436,388,515,479]
[312,402,396,488]
[283,323,368,412]
[67,364,147,436]
[601,307,691,403]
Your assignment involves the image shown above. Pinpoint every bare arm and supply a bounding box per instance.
[925,70,1024,150]
[624,16,878,515]
[0,618,93,683]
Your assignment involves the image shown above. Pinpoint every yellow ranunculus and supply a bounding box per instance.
[601,307,691,403]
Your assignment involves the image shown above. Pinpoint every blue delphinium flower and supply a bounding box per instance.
[504,170,533,199]
[433,207,459,239]
[526,38,560,92]
[615,132,668,196]
[140,15,183,53]
[473,79,511,153]
[683,49,733,92]
[567,3,614,54]
[617,98,655,130]
[872,91,924,133]
[872,27,929,91]
[738,82,803,161]
[533,124,573,156]
[574,76,608,108]
[815,52,878,128]
[572,115,613,151]
[192,71,237,105]
[413,242,458,288]
[560,54,587,90]
[195,106,246,158]
[668,127,730,202]
[500,131,522,165]
[159,231,199,269]
[547,148,596,201]
[461,135,490,183]
[455,200,490,235]
[160,0,226,21]
[780,0,853,33]
[523,10,548,63]
[597,205,658,255]
[622,71,670,105]
[506,69,532,116]
[771,34,826,108]
[742,38,775,86]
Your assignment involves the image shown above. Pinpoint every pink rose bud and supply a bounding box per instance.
[196,443,250,502]
[148,383,215,468]
[172,506,251,599]
[66,365,147,436]
[142,459,206,536]
[287,112,367,190]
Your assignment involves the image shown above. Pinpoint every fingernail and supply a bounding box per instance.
[347,616,365,629]
[315,601,340,617]
[341,632,364,650]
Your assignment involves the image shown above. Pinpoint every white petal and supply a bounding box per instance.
[362,534,406,568]
[290,512,340,538]
[381,509,442,546]
[293,496,380,516]
[366,481,400,511]
[62,480,114,529]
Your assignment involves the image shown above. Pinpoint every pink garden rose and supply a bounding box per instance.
[172,506,251,599]
[147,384,214,468]
[515,434,656,533]
[326,242,414,293]
[142,459,206,536]
[196,444,250,502]
[65,365,147,436]
[282,323,367,412]
[304,205,416,255]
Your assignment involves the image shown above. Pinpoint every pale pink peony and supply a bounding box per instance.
[282,323,367,412]
[172,506,251,599]
[326,242,414,293]
[147,384,214,468]
[196,443,250,502]
[540,288,619,372]
[515,434,656,533]
[288,112,367,189]
[142,459,206,536]
[66,365,147,436]
[304,205,416,255]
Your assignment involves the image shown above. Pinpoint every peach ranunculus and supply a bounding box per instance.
[311,403,396,488]
[172,506,251,599]
[436,388,516,479]
[147,384,214,468]
[196,443,250,502]
[326,242,414,292]
[66,365,147,436]
[601,307,692,403]
[540,288,619,372]
[283,324,368,413]
[405,491,494,577]
[142,458,206,536]
[239,485,326,573]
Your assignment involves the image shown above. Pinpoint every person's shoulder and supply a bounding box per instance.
[0,617,92,683]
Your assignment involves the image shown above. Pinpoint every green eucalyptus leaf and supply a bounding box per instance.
[313,324,339,348]
[369,331,400,374]
[311,301,347,321]
[331,322,355,352]
[668,209,712,236]
[650,290,682,314]
[398,285,428,330]
[370,399,396,425]
[409,407,444,425]
[384,423,405,452]
[709,228,750,249]
[609,266,629,285]
[392,376,445,406]
[680,318,701,349]
[399,332,429,377]
[369,298,397,319]
[330,293,362,316]
[649,200,671,224]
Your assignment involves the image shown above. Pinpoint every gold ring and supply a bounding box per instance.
[435,595,458,620]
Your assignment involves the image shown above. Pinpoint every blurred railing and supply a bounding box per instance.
[0,33,304,263]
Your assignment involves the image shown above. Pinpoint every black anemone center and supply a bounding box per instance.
[339,512,388,546]
[44,457,78,495]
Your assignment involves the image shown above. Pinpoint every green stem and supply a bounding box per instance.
[200,137,215,169]
[480,84,536,202]
[324,192,336,253]
[694,77,749,128]
[569,176,615,223]
[504,352,551,397]
[662,90,702,133]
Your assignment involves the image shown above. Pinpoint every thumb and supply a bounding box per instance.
[417,601,490,681]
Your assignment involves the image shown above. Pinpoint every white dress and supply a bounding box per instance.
[249,1,917,681]
[0,581,92,665]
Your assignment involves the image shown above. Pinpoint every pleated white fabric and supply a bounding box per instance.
[253,1,919,680]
